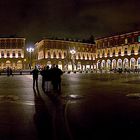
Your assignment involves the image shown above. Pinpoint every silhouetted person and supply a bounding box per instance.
[44,66,52,92]
[51,65,63,92]
[7,67,10,76]
[10,68,13,76]
[31,66,39,89]
[40,66,46,91]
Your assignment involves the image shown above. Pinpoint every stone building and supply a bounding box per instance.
[95,31,140,71]
[0,37,26,70]
[34,39,96,71]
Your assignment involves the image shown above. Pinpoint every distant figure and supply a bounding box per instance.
[44,66,52,92]
[31,66,39,89]
[55,65,63,92]
[10,68,13,76]
[7,67,10,76]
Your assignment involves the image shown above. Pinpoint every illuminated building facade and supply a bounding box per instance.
[34,39,96,71]
[95,31,140,71]
[0,37,26,70]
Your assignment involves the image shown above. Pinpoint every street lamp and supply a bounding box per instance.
[70,49,76,71]
[26,47,34,69]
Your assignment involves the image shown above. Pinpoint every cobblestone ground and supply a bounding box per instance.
[0,73,140,140]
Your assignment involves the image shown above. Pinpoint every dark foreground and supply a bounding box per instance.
[0,73,140,140]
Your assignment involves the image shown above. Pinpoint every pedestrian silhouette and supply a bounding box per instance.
[44,66,52,93]
[31,66,39,89]
[51,64,63,93]
[40,66,46,92]
[7,67,10,76]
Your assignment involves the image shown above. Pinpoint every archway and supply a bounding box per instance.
[112,59,116,69]
[97,60,101,69]
[106,59,111,69]
[101,60,106,69]
[6,60,11,68]
[123,58,129,68]
[117,59,122,68]
[130,58,136,69]
[17,60,22,69]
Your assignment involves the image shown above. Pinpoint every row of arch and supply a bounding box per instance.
[0,60,23,69]
[37,60,93,71]
[97,57,140,70]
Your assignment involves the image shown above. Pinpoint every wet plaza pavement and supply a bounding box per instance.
[0,73,140,139]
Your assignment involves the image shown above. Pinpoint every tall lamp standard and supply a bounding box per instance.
[70,49,76,72]
[26,47,34,69]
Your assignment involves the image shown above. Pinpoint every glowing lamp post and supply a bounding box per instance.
[70,49,76,71]
[26,47,34,69]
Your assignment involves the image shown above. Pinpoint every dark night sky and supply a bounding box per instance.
[0,0,140,44]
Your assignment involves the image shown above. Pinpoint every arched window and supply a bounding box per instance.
[18,51,21,57]
[102,51,105,57]
[131,47,134,55]
[83,54,85,59]
[59,52,61,58]
[53,52,56,58]
[48,52,51,58]
[78,53,81,59]
[118,49,121,56]
[107,50,110,57]
[87,54,89,59]
[12,51,15,57]
[113,50,115,56]
[98,51,100,58]
[64,52,66,58]
[1,51,4,58]
[91,55,93,60]
[7,51,10,57]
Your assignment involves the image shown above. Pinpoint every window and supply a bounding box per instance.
[7,51,10,57]
[59,52,61,58]
[98,51,100,58]
[118,49,121,56]
[18,51,21,57]
[113,50,115,56]
[83,54,85,59]
[124,48,127,55]
[78,53,81,59]
[87,54,89,59]
[48,52,51,58]
[107,50,110,57]
[53,52,56,58]
[12,51,15,57]
[102,51,105,57]
[1,51,4,58]
[131,47,134,55]
[64,52,66,58]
